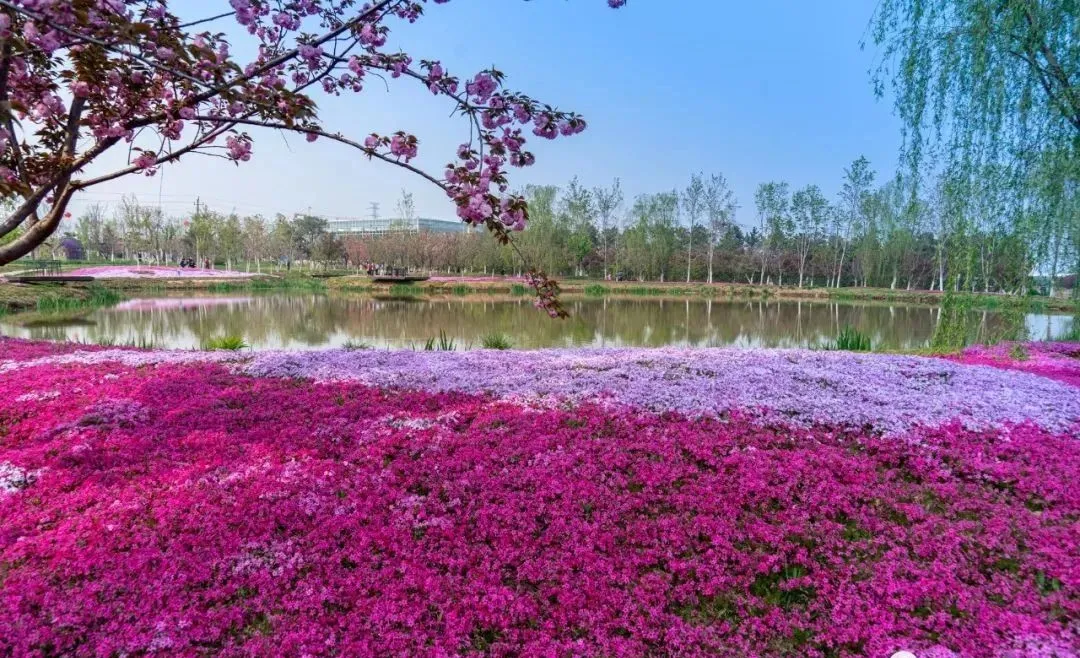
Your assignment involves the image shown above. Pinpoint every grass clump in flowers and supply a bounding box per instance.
[342,339,373,351]
[201,334,249,351]
[422,330,456,351]
[480,332,513,350]
[833,326,872,352]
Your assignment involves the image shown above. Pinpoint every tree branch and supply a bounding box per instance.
[0,135,120,238]
[123,0,401,132]
[177,11,236,29]
[72,123,236,189]
[190,115,448,190]
[0,179,77,262]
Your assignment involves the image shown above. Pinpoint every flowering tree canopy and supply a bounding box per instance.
[0,0,627,314]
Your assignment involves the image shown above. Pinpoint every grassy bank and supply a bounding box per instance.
[0,283,127,325]
[328,276,1077,310]
[0,275,325,317]
[0,283,91,315]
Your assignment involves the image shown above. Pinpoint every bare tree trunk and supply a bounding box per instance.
[834,244,846,288]
[686,231,692,283]
[707,241,714,284]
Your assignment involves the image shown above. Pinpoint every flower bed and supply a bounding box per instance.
[947,341,1080,388]
[66,265,261,279]
[243,347,1080,435]
[0,339,1077,657]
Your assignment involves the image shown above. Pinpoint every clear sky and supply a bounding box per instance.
[68,0,903,230]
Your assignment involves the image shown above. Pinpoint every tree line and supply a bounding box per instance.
[349,156,1079,295]
[60,148,1079,297]
[63,198,347,272]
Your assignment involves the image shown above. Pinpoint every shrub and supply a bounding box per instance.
[480,333,513,350]
[584,284,609,297]
[342,340,373,351]
[509,283,527,296]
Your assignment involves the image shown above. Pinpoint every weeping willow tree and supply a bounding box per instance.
[872,0,1079,294]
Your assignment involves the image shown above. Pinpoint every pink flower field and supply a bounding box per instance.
[427,275,527,283]
[0,338,1077,657]
[66,265,262,279]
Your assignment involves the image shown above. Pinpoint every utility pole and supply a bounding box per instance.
[368,201,380,222]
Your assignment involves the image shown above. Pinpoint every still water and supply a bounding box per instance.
[1,293,1074,350]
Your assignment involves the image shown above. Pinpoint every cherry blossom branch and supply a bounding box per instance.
[190,115,448,189]
[177,0,400,111]
[0,0,212,88]
[72,123,236,189]
[176,11,235,29]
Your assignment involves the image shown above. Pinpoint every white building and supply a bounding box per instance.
[325,216,470,237]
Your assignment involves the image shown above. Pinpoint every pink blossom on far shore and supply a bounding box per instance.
[64,265,262,280]
[427,275,527,283]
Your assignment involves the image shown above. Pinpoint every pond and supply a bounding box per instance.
[1,293,1074,350]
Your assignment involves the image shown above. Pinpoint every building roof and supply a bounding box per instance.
[326,217,469,235]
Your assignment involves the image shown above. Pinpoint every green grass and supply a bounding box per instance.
[92,335,159,349]
[342,339,373,351]
[583,283,609,297]
[389,283,424,297]
[451,284,474,296]
[833,326,872,352]
[1008,343,1030,361]
[624,286,670,296]
[479,332,513,350]
[206,277,326,293]
[201,335,249,351]
[1061,316,1080,342]
[509,283,527,296]
[35,285,123,313]
[423,330,456,351]
[965,293,1049,312]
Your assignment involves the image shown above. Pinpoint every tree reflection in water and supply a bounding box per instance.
[1,293,1072,350]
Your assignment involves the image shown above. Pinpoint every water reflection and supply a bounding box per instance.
[1,293,1073,350]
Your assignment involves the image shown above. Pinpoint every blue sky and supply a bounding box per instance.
[70,0,902,229]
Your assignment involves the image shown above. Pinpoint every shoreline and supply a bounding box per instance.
[2,275,1076,318]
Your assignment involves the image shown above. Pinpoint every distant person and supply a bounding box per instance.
[203,258,210,269]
